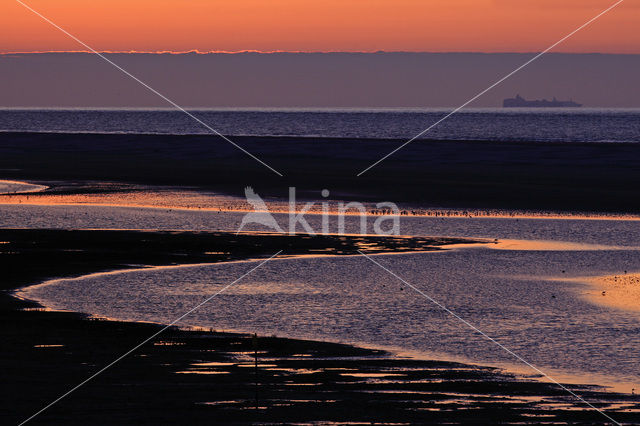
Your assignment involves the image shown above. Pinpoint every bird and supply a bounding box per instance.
[237,186,284,234]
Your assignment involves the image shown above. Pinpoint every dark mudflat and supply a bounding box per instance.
[1,229,638,424]
[2,132,640,212]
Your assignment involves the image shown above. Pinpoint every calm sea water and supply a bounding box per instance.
[1,108,640,142]
[14,205,640,391]
[4,103,640,391]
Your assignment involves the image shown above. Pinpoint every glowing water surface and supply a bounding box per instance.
[0,179,47,195]
[17,211,640,392]
[3,201,640,390]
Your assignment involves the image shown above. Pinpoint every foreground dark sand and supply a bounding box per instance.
[2,229,639,424]
[3,132,640,212]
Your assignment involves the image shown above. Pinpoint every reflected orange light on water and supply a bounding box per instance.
[560,273,640,313]
[3,188,640,222]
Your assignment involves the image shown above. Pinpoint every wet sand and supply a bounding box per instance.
[3,130,640,423]
[2,229,639,424]
[5,180,640,222]
[0,179,48,195]
[3,132,640,212]
[581,273,640,312]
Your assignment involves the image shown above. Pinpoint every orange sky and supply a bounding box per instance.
[1,0,638,54]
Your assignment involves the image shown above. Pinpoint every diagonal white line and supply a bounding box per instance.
[357,0,626,176]
[357,250,621,425]
[19,250,283,425]
[14,0,284,177]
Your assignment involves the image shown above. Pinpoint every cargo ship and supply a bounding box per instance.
[503,94,582,108]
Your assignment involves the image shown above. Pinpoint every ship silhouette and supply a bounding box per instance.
[503,94,582,108]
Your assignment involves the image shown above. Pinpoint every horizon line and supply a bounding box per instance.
[7,106,640,111]
[2,49,639,56]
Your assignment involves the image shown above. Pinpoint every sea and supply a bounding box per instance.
[1,108,640,143]
[11,205,640,393]
[5,107,640,394]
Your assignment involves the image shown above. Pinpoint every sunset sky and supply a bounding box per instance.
[2,0,638,54]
